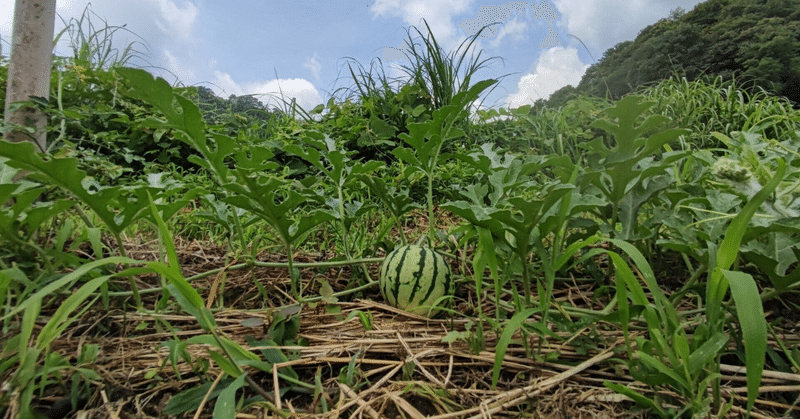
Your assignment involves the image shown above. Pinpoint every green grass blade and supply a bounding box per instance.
[716,159,786,271]
[146,192,218,330]
[477,226,502,320]
[607,251,649,305]
[635,351,691,391]
[723,269,766,415]
[36,274,108,349]
[213,373,247,418]
[0,257,140,322]
[609,239,680,330]
[148,191,182,279]
[17,298,40,384]
[491,307,537,389]
[687,332,729,375]
[707,159,786,327]
[553,235,601,272]
[612,252,632,356]
[604,381,667,417]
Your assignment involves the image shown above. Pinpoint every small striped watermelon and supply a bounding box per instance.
[379,245,453,317]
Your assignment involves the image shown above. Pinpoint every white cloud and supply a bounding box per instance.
[154,0,197,42]
[163,49,196,84]
[370,0,475,51]
[458,2,527,39]
[304,53,322,81]
[50,0,198,42]
[213,71,241,96]
[505,46,588,108]
[551,0,703,54]
[212,72,324,113]
[8,0,202,81]
[489,16,527,48]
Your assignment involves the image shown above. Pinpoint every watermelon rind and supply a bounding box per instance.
[378,244,453,318]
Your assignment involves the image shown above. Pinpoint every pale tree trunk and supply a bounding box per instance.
[3,0,56,152]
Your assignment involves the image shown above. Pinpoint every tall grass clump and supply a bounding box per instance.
[480,95,611,158]
[397,19,506,113]
[55,4,149,70]
[638,76,800,150]
[334,19,508,161]
[342,57,403,110]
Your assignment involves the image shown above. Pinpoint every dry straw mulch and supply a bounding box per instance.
[15,237,800,418]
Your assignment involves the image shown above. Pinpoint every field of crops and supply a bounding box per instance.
[1,20,799,419]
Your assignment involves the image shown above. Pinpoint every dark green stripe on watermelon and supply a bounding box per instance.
[406,246,427,303]
[388,245,410,306]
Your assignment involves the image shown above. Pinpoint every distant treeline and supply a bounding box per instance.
[540,0,800,109]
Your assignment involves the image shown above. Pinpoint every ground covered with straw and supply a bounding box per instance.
[18,234,800,419]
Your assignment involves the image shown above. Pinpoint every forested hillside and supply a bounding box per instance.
[545,0,800,108]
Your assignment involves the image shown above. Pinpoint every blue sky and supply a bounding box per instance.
[1,0,706,112]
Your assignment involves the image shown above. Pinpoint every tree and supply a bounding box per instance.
[3,0,56,151]
[566,0,800,104]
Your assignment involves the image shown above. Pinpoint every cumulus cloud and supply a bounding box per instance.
[488,16,527,49]
[153,0,197,42]
[212,71,324,113]
[458,2,527,39]
[7,0,201,82]
[213,71,241,96]
[551,0,702,54]
[51,0,198,43]
[505,46,588,108]
[304,53,322,81]
[163,49,196,84]
[371,0,475,51]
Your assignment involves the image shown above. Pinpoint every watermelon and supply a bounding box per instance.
[379,245,454,317]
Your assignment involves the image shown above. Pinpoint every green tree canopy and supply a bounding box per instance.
[568,0,800,106]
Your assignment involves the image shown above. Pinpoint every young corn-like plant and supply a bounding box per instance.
[604,157,778,416]
[118,68,334,300]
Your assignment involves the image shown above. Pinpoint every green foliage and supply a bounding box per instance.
[118,68,336,299]
[394,79,497,244]
[578,95,690,242]
[444,149,575,308]
[1,12,798,416]
[357,174,420,246]
[331,15,506,165]
[55,3,147,70]
[0,139,197,310]
[284,132,383,259]
[0,61,206,174]
[0,183,74,272]
[639,76,800,150]
[333,59,433,162]
[0,256,145,418]
[573,0,800,105]
[191,85,287,139]
[397,19,503,112]
[474,95,611,157]
[601,161,782,416]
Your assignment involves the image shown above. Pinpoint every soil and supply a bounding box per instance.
[4,236,800,419]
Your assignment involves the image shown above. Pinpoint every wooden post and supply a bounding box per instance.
[3,0,56,152]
